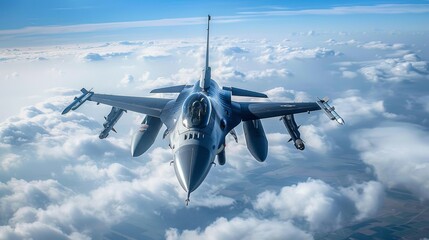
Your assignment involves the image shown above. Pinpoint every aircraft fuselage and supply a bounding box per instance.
[165,80,241,200]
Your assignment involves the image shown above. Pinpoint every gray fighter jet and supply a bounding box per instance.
[62,15,344,205]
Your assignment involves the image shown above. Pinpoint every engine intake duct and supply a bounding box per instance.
[281,114,305,151]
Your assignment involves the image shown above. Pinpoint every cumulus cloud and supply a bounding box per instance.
[45,88,80,96]
[329,90,395,126]
[351,122,429,200]
[218,46,249,55]
[359,41,405,50]
[165,216,313,240]
[80,51,131,62]
[1,30,428,238]
[258,45,340,64]
[118,74,134,87]
[245,68,291,80]
[0,154,21,171]
[299,124,331,153]
[0,92,241,238]
[253,179,384,231]
[417,95,429,113]
[138,46,171,60]
[341,70,358,79]
[0,144,182,239]
[0,95,128,163]
[325,39,359,46]
[136,68,198,91]
[358,53,429,83]
[212,64,245,83]
[264,87,311,102]
[81,52,104,61]
[167,179,384,239]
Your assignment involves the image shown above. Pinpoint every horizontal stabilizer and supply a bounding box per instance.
[150,85,193,94]
[223,87,268,98]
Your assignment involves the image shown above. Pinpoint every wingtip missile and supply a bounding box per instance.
[316,97,345,125]
[62,88,93,115]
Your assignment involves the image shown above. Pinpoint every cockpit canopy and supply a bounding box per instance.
[182,93,212,129]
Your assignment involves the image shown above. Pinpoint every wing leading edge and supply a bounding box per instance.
[89,93,172,117]
[237,101,321,121]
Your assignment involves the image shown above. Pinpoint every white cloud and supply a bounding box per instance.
[45,88,80,96]
[165,216,313,240]
[359,41,405,50]
[258,45,339,64]
[79,51,131,62]
[329,90,395,126]
[246,68,291,80]
[136,68,197,91]
[326,39,359,46]
[253,179,384,231]
[212,65,245,82]
[217,46,249,56]
[81,52,103,61]
[0,154,21,171]
[238,4,429,16]
[0,145,185,239]
[1,4,428,41]
[0,95,129,163]
[138,46,171,60]
[264,87,311,102]
[417,95,429,113]
[299,125,331,153]
[1,30,428,238]
[64,162,136,181]
[341,70,358,79]
[358,53,429,83]
[0,178,73,224]
[351,122,429,200]
[118,74,134,87]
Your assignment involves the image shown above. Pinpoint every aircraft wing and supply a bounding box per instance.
[237,101,321,121]
[89,93,173,118]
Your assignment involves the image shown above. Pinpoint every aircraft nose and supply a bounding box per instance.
[174,144,213,193]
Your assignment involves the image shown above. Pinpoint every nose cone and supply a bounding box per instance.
[174,144,213,193]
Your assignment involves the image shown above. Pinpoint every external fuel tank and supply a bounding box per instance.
[131,115,163,157]
[243,119,268,162]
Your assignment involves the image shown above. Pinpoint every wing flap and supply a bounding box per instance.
[223,87,268,98]
[238,102,321,120]
[90,93,172,117]
[150,85,193,93]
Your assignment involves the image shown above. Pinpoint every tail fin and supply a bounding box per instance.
[200,15,211,90]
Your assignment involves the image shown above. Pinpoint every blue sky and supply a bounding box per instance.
[1,1,429,47]
[1,1,429,239]
[1,0,428,29]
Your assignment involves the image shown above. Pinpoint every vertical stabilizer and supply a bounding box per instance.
[200,15,211,90]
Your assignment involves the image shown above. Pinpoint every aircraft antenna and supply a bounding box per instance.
[205,15,210,70]
[200,15,211,90]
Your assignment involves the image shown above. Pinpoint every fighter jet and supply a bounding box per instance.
[62,15,344,205]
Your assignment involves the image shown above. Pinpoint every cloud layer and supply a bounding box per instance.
[351,123,429,200]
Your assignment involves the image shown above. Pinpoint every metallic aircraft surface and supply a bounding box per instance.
[62,15,344,205]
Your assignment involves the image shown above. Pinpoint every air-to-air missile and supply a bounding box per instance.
[61,88,93,115]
